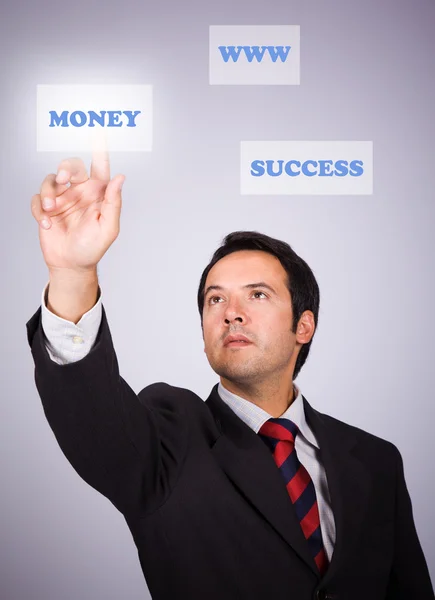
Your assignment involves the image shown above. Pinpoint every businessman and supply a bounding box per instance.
[27,153,434,600]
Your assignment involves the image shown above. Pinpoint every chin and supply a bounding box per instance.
[213,363,265,384]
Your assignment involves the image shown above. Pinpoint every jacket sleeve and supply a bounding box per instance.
[385,445,434,599]
[26,303,188,518]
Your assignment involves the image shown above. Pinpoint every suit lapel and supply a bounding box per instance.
[205,384,373,582]
[206,384,319,576]
[303,397,372,583]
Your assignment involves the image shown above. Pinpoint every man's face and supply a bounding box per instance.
[202,250,302,385]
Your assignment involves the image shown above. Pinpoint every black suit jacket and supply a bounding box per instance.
[26,304,434,600]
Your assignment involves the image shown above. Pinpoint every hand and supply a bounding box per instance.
[31,151,125,272]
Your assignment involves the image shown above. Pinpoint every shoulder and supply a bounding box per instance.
[138,381,216,424]
[137,381,220,442]
[311,403,400,461]
[138,381,205,408]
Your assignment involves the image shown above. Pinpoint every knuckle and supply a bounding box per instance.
[57,159,69,170]
[31,193,38,205]
[41,174,56,192]
[30,194,40,214]
[41,174,54,190]
[57,159,74,174]
[64,156,78,165]
[68,157,83,171]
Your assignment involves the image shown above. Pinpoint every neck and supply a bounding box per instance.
[220,376,296,418]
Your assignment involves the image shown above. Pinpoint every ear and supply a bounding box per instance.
[295,311,315,345]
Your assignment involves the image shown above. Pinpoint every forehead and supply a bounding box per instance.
[205,250,287,287]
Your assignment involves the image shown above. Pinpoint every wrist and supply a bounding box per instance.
[48,266,98,281]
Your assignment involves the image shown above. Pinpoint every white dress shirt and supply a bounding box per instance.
[39,282,336,561]
[217,382,336,562]
[40,281,103,365]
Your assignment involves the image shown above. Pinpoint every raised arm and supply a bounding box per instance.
[27,153,188,518]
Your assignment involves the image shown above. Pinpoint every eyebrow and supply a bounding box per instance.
[204,282,278,298]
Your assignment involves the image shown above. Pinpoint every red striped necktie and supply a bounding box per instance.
[258,417,329,576]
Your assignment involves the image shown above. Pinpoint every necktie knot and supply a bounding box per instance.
[258,417,299,448]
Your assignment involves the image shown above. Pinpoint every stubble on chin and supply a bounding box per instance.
[209,349,269,384]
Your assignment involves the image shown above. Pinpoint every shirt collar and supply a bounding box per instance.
[217,381,319,449]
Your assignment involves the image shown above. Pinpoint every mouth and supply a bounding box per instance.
[223,335,253,347]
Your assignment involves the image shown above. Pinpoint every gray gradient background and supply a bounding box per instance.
[1,0,434,598]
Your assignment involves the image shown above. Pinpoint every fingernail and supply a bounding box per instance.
[57,169,69,183]
[41,219,51,229]
[42,197,54,210]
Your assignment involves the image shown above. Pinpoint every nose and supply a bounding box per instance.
[224,298,247,325]
[225,315,244,324]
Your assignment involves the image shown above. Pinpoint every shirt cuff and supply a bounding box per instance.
[40,281,103,365]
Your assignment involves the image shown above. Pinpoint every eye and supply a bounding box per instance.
[208,296,223,305]
[252,291,267,299]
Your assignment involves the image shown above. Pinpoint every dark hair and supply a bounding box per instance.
[197,231,320,380]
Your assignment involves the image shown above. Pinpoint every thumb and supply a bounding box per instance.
[100,174,125,236]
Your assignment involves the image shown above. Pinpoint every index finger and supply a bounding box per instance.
[90,129,110,183]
